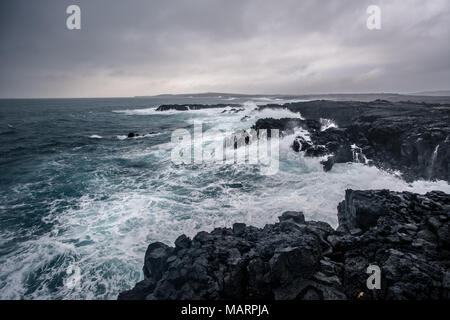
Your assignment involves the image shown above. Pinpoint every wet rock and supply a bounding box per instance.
[174,235,191,250]
[252,118,310,137]
[257,100,450,182]
[232,223,246,236]
[118,277,157,300]
[143,242,173,280]
[292,136,310,152]
[279,211,306,224]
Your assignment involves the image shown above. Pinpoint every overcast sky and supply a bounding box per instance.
[0,0,449,98]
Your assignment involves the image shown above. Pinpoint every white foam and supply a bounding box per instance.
[2,139,449,300]
[320,118,338,131]
[251,107,304,120]
[89,135,103,139]
[113,97,308,119]
[117,133,162,141]
[114,106,235,116]
[2,99,449,300]
[113,107,158,115]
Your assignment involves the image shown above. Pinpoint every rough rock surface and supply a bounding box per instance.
[119,190,450,300]
[252,118,320,136]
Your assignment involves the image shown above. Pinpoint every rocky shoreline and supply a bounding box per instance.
[254,100,450,182]
[120,99,450,300]
[119,189,450,300]
[156,99,449,182]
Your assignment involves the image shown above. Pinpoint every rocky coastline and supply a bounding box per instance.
[254,100,450,182]
[155,99,449,182]
[119,189,450,300]
[120,99,450,300]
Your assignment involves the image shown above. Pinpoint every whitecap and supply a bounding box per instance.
[3,97,449,300]
[117,132,162,141]
[320,118,338,131]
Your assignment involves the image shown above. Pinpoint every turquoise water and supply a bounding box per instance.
[1,96,449,299]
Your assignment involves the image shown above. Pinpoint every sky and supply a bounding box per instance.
[0,0,449,98]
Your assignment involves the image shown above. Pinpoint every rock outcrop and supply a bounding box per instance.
[256,100,450,182]
[119,190,450,300]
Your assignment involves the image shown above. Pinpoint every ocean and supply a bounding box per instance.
[1,96,449,299]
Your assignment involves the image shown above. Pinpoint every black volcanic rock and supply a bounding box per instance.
[345,112,450,182]
[258,100,367,127]
[335,190,450,299]
[152,100,448,181]
[119,190,450,300]
[252,118,306,136]
[143,242,174,280]
[251,118,322,139]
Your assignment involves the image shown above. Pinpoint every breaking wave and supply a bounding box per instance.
[0,96,449,300]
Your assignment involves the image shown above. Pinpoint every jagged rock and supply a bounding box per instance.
[142,242,173,280]
[174,235,191,250]
[252,118,309,137]
[257,100,449,181]
[279,211,306,224]
[155,100,449,181]
[119,190,450,300]
[232,223,246,236]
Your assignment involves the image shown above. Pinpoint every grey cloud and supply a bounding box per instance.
[0,0,449,97]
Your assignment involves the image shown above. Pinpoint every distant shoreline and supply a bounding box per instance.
[2,92,450,103]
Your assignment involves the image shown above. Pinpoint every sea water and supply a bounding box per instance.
[1,96,449,299]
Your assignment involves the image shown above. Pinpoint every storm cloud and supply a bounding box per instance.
[0,0,449,98]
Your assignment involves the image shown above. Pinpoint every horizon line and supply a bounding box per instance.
[1,90,450,100]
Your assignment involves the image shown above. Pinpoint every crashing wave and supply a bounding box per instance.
[320,118,338,131]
